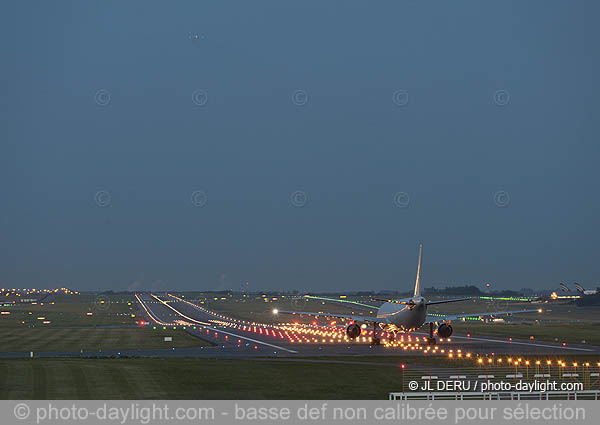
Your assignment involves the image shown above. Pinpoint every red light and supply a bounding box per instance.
[467,333,471,338]
[509,337,512,342]
[139,320,145,326]
[401,364,405,369]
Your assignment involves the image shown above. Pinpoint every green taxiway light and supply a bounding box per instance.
[303,295,378,309]
[478,296,533,302]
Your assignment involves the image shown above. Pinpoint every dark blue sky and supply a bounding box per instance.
[1,1,598,292]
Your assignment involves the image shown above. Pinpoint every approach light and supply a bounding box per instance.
[272,309,278,315]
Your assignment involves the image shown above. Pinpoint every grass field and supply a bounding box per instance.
[0,328,208,353]
[0,358,408,399]
[0,294,141,327]
[1,355,598,399]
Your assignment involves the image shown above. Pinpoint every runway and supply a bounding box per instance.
[135,293,600,358]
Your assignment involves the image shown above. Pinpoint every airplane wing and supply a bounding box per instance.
[372,297,472,306]
[426,308,541,323]
[273,309,387,324]
[426,297,472,306]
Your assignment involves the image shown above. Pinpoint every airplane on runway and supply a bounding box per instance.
[273,245,541,345]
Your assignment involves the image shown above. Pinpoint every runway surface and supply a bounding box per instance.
[133,293,600,358]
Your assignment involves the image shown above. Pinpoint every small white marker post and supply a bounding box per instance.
[30,351,34,358]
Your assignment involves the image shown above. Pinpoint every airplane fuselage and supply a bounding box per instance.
[376,296,427,332]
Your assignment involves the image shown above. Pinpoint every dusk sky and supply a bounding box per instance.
[1,1,598,292]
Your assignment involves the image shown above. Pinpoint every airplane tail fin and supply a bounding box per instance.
[414,244,423,297]
[559,283,570,292]
[574,283,585,294]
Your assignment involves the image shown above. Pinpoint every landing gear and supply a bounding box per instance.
[426,322,437,345]
[371,322,381,346]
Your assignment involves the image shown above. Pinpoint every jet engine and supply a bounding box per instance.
[437,323,453,338]
[346,323,361,339]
